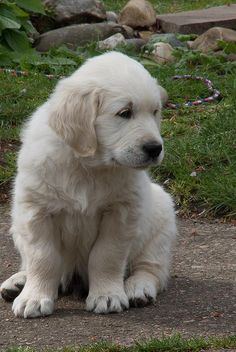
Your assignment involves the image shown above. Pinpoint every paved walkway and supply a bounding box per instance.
[0,205,235,349]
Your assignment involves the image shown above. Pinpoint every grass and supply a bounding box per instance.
[2,335,236,352]
[147,56,236,218]
[103,0,233,13]
[1,1,236,218]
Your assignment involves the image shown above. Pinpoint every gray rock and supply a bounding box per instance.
[126,38,146,49]
[226,53,236,61]
[149,42,175,64]
[98,33,126,50]
[43,0,106,25]
[191,27,236,53]
[149,33,185,48]
[106,11,118,23]
[156,4,236,34]
[35,23,128,52]
[138,30,154,41]
[118,0,156,28]
[121,25,134,39]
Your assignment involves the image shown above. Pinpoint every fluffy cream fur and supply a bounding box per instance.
[1,52,177,318]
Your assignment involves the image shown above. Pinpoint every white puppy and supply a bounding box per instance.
[1,52,177,318]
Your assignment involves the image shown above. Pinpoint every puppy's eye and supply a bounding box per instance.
[153,109,159,115]
[117,108,132,119]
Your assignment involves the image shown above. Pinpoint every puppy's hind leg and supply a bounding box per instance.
[1,271,26,302]
[125,186,177,307]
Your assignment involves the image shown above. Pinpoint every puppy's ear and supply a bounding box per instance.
[49,84,99,157]
[159,85,168,107]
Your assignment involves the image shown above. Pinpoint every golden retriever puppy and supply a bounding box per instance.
[0,52,176,318]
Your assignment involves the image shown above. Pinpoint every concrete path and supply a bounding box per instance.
[0,205,235,349]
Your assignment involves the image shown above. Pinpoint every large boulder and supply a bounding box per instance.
[43,0,106,25]
[35,23,130,52]
[190,27,236,53]
[118,0,156,28]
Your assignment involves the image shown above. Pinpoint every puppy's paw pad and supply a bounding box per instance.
[1,288,21,302]
[86,292,129,314]
[125,275,157,307]
[13,294,54,318]
[0,272,26,302]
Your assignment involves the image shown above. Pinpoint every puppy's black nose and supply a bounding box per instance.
[142,142,162,159]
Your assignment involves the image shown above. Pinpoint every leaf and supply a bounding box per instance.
[0,52,13,65]
[4,29,31,52]
[0,44,14,65]
[140,58,157,66]
[11,48,39,64]
[11,4,29,18]
[0,3,19,21]
[176,33,198,42]
[0,14,21,30]
[40,56,77,66]
[20,18,37,34]
[15,0,45,15]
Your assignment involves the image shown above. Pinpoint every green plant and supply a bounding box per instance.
[0,0,45,65]
[217,39,236,54]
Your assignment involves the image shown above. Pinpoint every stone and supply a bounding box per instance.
[126,38,146,49]
[35,23,128,52]
[106,11,118,23]
[138,31,154,41]
[213,50,226,58]
[191,27,236,53]
[43,0,106,25]
[149,33,185,48]
[226,53,236,61]
[187,41,194,49]
[151,42,175,64]
[121,25,134,39]
[98,33,126,50]
[30,14,55,34]
[156,5,236,34]
[118,0,156,28]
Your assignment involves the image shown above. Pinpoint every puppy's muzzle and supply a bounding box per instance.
[142,142,162,161]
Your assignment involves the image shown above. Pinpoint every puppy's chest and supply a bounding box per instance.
[48,171,125,216]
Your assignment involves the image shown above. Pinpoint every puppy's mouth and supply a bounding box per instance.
[111,156,161,169]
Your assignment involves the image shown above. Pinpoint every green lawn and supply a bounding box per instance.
[0,0,236,218]
[2,335,236,352]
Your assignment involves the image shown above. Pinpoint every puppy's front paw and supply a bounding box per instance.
[86,289,129,314]
[125,275,157,307]
[1,271,26,302]
[12,289,54,318]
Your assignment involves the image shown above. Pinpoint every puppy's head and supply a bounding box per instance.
[49,52,167,168]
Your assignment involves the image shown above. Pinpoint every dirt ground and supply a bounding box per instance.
[0,204,235,349]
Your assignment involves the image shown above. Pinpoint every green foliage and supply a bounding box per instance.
[172,47,236,74]
[2,335,236,352]
[0,0,45,65]
[176,33,198,42]
[217,39,236,54]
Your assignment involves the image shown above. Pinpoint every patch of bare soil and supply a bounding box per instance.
[0,205,235,349]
